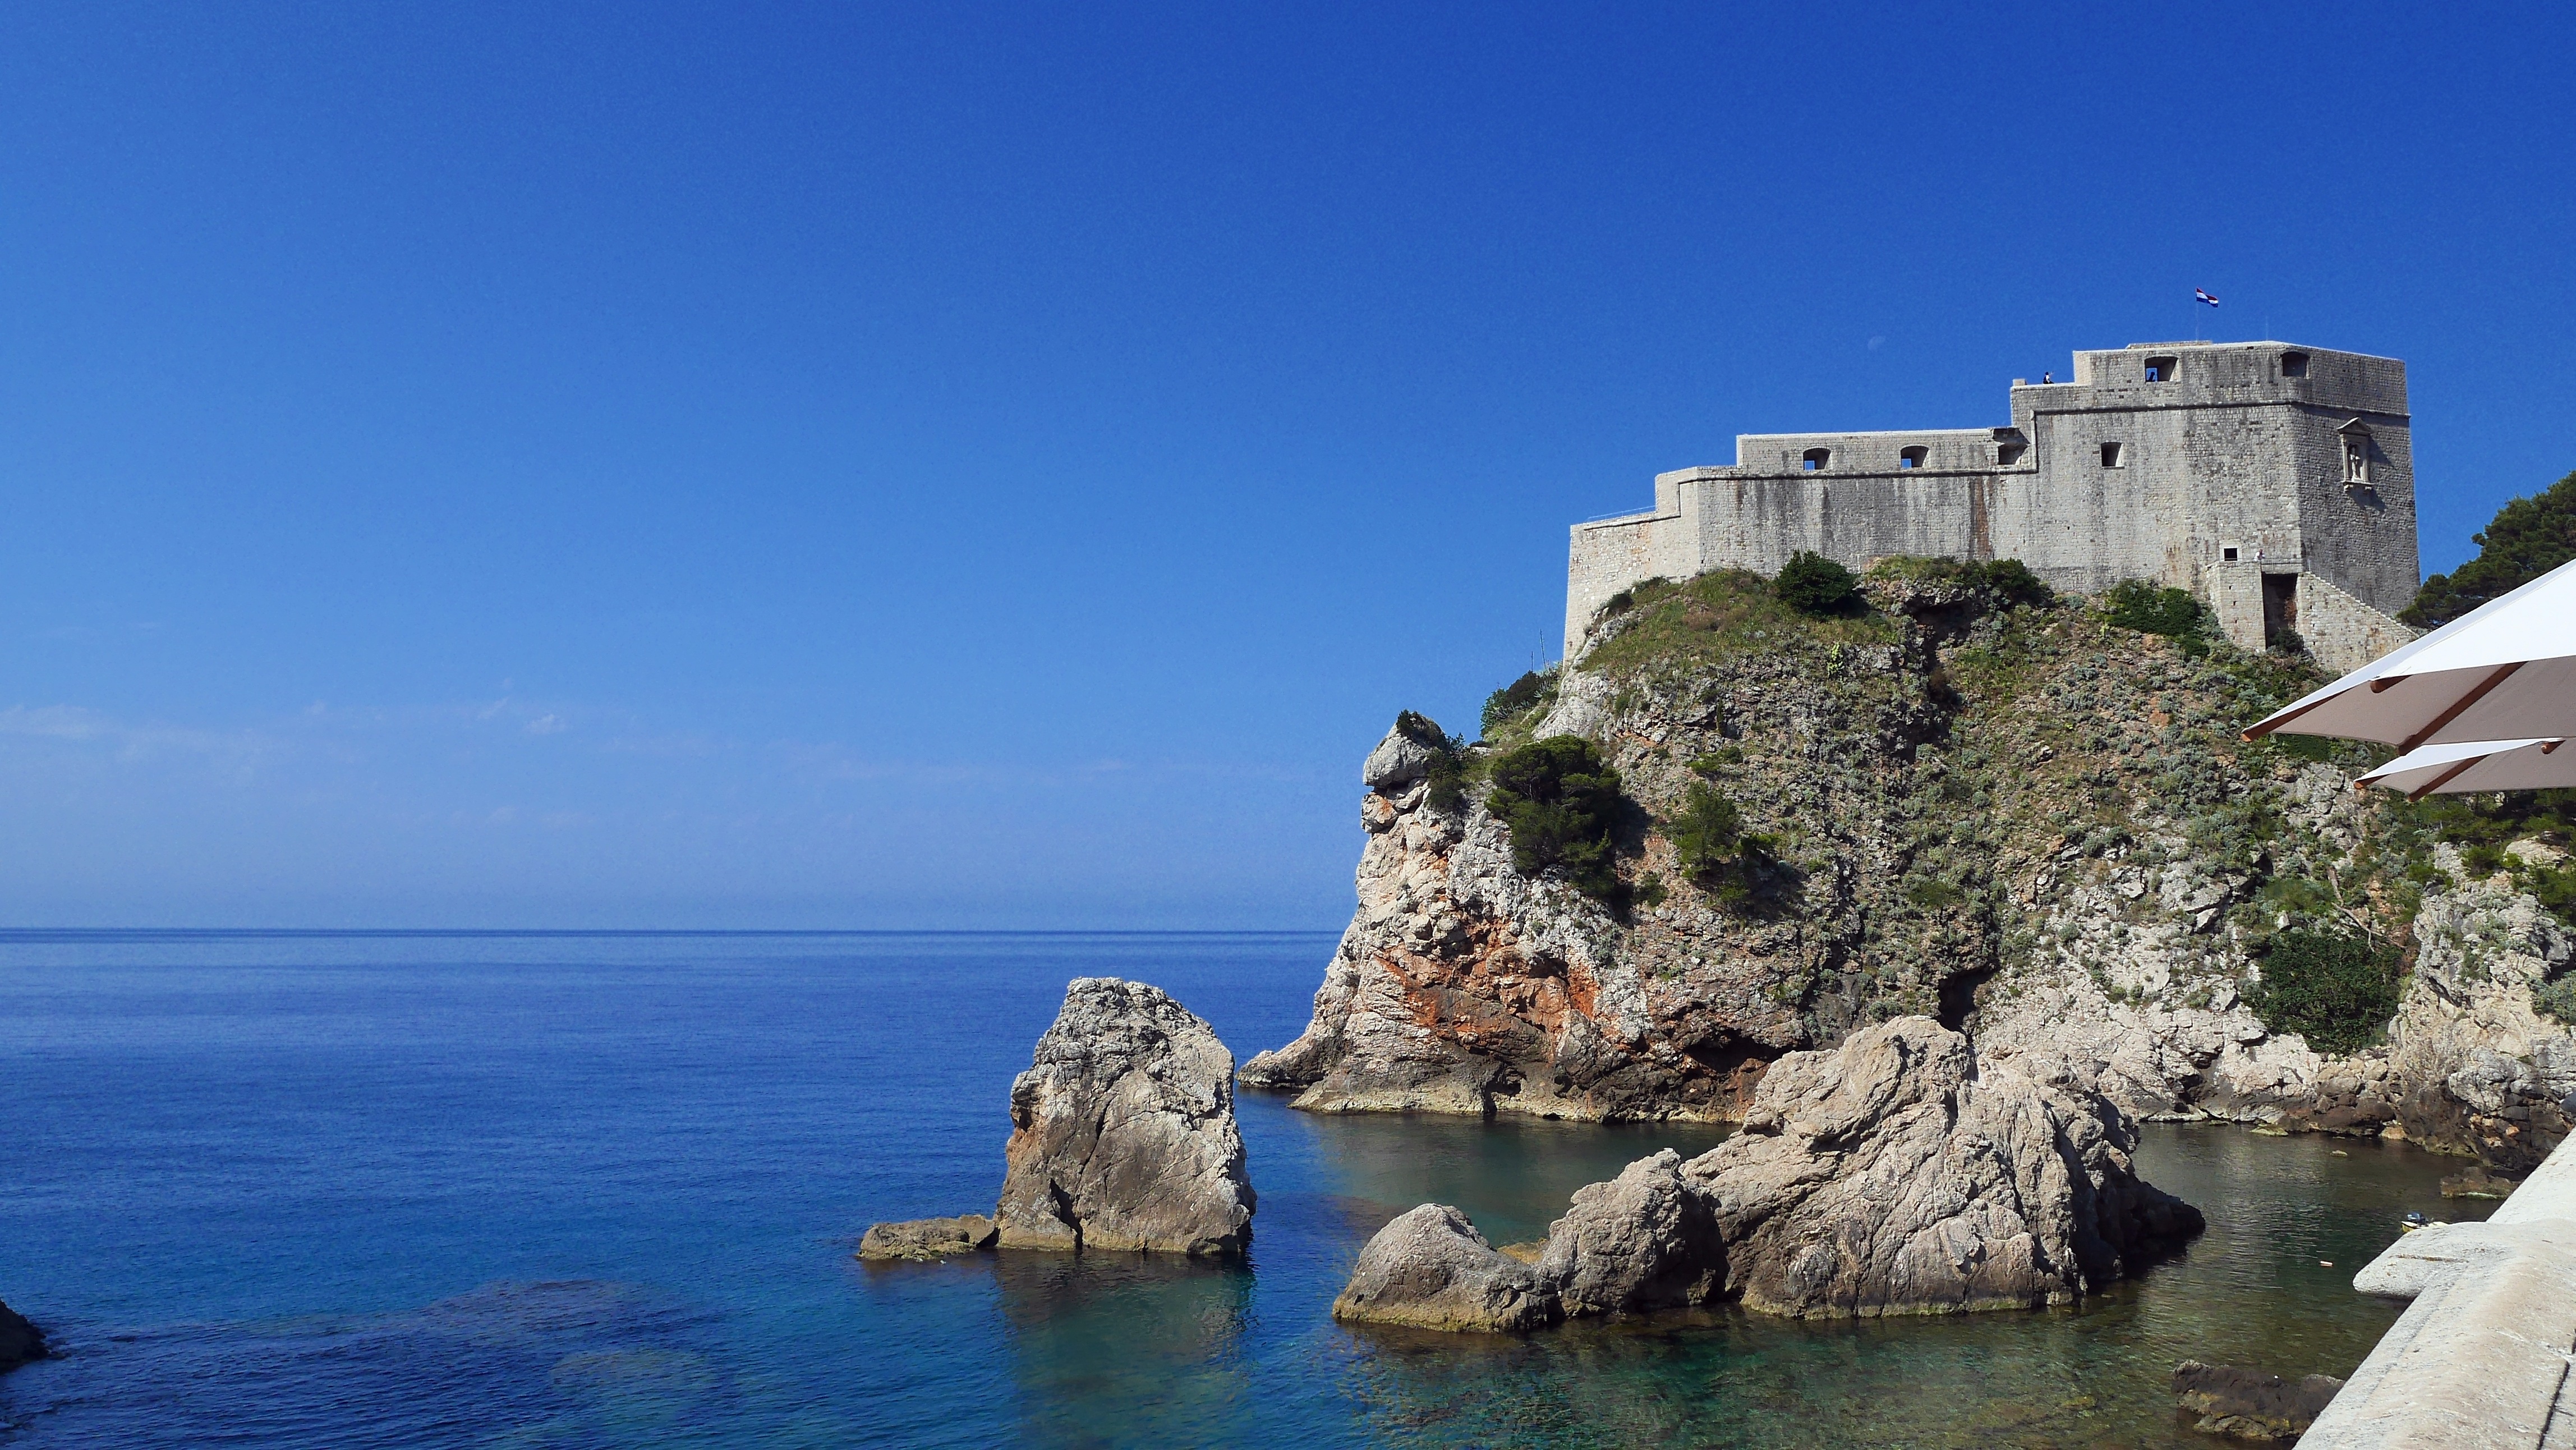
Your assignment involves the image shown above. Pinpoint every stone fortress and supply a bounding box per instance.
[1565,341,2421,672]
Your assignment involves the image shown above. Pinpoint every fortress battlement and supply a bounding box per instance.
[1566,340,2419,672]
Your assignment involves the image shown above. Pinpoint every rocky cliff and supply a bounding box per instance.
[1245,565,2576,1170]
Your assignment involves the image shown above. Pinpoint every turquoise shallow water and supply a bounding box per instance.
[0,930,2490,1447]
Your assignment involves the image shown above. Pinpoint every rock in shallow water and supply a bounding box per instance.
[2172,1360,2343,1441]
[1331,1204,1559,1332]
[1537,1149,1726,1316]
[1699,1017,2204,1318]
[0,1298,45,1373]
[1333,1018,2204,1329]
[857,1215,997,1261]
[993,978,1256,1256]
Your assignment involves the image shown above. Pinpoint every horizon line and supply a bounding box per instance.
[0,926,1344,939]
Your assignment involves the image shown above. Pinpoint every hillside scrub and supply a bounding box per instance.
[1775,551,1860,615]
[1667,782,1781,911]
[1396,710,1472,813]
[2099,581,2214,654]
[1482,669,1557,737]
[2246,930,2405,1054]
[1484,736,1627,903]
[2404,469,2576,628]
[1573,560,2568,1043]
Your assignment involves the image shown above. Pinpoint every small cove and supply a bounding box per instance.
[0,930,2490,1447]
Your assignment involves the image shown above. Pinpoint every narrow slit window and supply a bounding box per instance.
[1802,447,1830,471]
[1899,446,1927,470]
[2100,441,2124,467]
[2142,355,2178,383]
[2280,351,2309,379]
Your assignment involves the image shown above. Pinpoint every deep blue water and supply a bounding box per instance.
[0,931,2490,1447]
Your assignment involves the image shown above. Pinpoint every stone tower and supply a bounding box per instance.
[1565,341,2418,672]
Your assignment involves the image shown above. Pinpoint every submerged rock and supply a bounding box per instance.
[2440,1163,2519,1199]
[0,1298,44,1373]
[1693,1017,2204,1317]
[993,978,1256,1256]
[2172,1360,2343,1441]
[857,1214,997,1261]
[1331,1204,1559,1332]
[1334,1018,2204,1331]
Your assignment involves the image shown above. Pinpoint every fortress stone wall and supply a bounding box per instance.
[1567,341,2419,672]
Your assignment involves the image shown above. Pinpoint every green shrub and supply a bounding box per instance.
[2403,469,2576,628]
[2271,733,2340,763]
[2534,973,2576,1027]
[2101,580,2210,639]
[1775,552,1861,616]
[1688,745,1744,776]
[1667,782,1781,910]
[1976,558,2052,606]
[1485,737,1627,902]
[2246,930,2404,1054]
[1391,711,1470,813]
[1481,670,1554,736]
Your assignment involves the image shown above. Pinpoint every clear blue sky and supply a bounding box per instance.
[3,2,2570,928]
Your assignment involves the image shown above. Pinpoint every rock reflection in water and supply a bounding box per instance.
[992,1250,1253,1447]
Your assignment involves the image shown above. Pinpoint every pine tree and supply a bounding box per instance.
[2402,470,2576,627]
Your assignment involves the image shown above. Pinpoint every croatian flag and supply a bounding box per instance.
[2196,288,2220,307]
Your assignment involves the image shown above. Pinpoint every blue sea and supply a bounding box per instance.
[0,931,2488,1447]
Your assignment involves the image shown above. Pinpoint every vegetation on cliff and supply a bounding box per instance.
[1307,550,2576,1156]
[1535,560,2573,1052]
[1483,736,1627,903]
[2403,469,2576,628]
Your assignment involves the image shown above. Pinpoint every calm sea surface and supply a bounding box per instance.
[0,930,2491,1447]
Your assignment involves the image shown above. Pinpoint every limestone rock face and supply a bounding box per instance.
[1689,1018,2203,1318]
[994,978,1256,1256]
[1535,1149,1726,1316]
[1330,1204,1560,1332]
[1360,724,1437,791]
[857,1214,997,1261]
[1239,721,1802,1123]
[0,1298,43,1374]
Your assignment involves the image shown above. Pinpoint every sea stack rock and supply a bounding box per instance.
[992,978,1256,1256]
[1688,1017,2203,1317]
[1331,1204,1559,1332]
[0,1298,44,1373]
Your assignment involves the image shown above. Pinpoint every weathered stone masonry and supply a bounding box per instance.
[1566,341,2419,671]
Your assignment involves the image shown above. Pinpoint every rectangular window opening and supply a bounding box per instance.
[2100,441,2125,467]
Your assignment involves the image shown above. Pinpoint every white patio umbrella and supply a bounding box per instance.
[2353,737,2576,801]
[2245,554,2576,750]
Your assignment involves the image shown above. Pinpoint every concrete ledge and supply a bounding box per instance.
[2301,1137,2576,1448]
